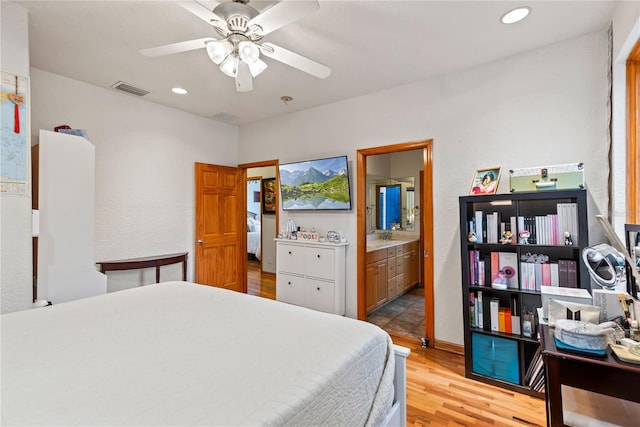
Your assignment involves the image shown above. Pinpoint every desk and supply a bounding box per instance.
[96,252,188,283]
[540,324,640,426]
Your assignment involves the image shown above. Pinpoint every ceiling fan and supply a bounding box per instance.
[140,0,331,92]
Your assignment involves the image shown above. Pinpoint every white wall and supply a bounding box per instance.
[29,69,238,292]
[0,1,32,313]
[239,31,611,345]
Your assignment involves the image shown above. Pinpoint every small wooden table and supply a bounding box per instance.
[96,252,188,283]
[540,324,640,426]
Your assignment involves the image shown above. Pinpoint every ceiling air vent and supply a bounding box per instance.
[211,112,239,122]
[111,81,150,97]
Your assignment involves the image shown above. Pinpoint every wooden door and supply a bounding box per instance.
[195,162,245,292]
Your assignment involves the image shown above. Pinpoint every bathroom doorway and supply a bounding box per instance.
[356,140,434,345]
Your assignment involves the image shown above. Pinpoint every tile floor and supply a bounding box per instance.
[367,286,425,340]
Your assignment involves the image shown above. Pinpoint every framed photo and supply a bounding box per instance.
[469,167,501,195]
[262,178,277,214]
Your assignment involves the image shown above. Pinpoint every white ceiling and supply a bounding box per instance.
[17,0,617,126]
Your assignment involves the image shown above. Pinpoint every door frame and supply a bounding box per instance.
[239,159,280,288]
[356,140,434,344]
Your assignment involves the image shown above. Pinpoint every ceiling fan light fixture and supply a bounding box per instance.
[220,55,238,77]
[248,58,268,77]
[238,41,260,64]
[206,40,233,64]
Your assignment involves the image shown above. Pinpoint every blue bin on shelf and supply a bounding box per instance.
[472,332,520,385]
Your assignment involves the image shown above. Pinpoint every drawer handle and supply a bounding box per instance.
[317,287,320,291]
[288,281,292,285]
[288,251,292,255]
[317,254,321,258]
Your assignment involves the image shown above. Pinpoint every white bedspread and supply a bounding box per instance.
[2,281,394,426]
[247,231,261,260]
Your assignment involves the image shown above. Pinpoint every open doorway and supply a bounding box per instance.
[240,160,279,300]
[357,140,434,345]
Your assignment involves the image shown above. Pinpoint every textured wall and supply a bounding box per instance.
[239,31,612,344]
[1,1,32,314]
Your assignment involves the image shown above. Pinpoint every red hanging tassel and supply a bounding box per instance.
[14,103,20,134]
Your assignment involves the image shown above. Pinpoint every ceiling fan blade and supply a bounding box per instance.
[140,37,215,57]
[248,0,319,36]
[178,1,228,32]
[260,43,331,79]
[235,61,253,92]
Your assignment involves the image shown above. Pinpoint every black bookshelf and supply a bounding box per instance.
[459,189,589,397]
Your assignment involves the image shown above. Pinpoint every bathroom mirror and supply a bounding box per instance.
[366,175,415,231]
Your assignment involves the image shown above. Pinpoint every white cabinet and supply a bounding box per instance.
[275,239,347,315]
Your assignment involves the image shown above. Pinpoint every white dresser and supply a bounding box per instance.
[275,239,347,315]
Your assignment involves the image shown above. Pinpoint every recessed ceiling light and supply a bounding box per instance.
[171,87,188,95]
[501,7,530,24]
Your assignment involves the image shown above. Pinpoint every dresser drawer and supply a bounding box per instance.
[277,243,304,275]
[276,273,304,306]
[303,279,335,313]
[471,333,520,385]
[304,247,335,280]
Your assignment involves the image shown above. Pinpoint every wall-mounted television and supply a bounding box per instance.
[278,155,352,211]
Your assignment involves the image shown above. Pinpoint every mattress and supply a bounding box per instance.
[247,231,261,259]
[1,281,394,426]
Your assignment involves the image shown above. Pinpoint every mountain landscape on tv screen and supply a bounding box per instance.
[279,158,351,210]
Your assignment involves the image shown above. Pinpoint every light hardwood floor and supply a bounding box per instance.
[393,335,546,426]
[248,260,547,426]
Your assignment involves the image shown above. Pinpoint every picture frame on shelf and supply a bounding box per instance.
[469,167,501,195]
[262,178,277,214]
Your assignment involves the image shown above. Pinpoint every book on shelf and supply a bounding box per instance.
[498,308,506,332]
[475,211,484,244]
[510,296,521,335]
[525,345,545,391]
[520,260,560,291]
[477,291,484,328]
[497,252,519,289]
[566,260,578,288]
[490,298,500,332]
[557,202,579,245]
[468,250,486,285]
[557,259,578,287]
[469,293,476,327]
[504,307,512,333]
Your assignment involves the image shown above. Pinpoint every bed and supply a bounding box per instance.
[247,212,261,260]
[1,281,409,426]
